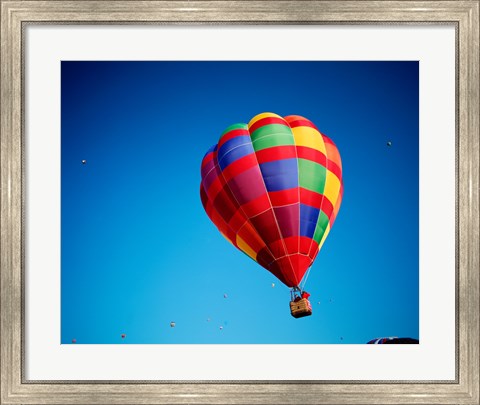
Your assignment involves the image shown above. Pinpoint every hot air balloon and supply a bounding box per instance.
[367,337,419,344]
[200,113,343,318]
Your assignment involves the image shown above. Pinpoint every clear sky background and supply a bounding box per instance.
[61,61,419,344]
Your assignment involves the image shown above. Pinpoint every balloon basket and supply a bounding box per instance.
[290,298,312,318]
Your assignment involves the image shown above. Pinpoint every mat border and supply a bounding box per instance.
[1,1,478,404]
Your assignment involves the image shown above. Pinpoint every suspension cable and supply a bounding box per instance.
[300,266,312,292]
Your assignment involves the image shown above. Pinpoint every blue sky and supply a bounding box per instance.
[61,61,419,344]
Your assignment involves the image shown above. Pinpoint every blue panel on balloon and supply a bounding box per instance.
[259,158,298,192]
[300,203,320,237]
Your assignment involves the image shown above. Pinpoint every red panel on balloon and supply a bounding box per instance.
[249,116,288,134]
[221,153,257,182]
[213,186,240,224]
[320,196,334,219]
[240,193,271,219]
[273,205,300,238]
[269,256,297,288]
[285,117,320,132]
[300,236,317,256]
[282,236,300,255]
[269,188,298,207]
[256,247,275,269]
[249,210,286,257]
[296,146,327,166]
[226,166,266,206]
[228,209,247,233]
[268,239,290,261]
[218,128,250,148]
[237,224,264,254]
[300,187,323,208]
[255,145,297,164]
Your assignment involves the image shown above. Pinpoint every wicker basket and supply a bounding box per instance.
[290,298,312,318]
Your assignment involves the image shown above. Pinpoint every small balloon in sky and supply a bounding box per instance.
[271,283,275,288]
[387,141,392,147]
[317,302,321,305]
[170,322,176,328]
[207,318,211,322]
[71,338,76,344]
[223,293,228,299]
[121,334,126,339]
[219,326,223,330]
[81,159,87,164]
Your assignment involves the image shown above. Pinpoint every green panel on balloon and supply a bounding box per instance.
[252,133,296,151]
[222,123,247,135]
[250,123,292,141]
[298,158,326,193]
[313,211,330,244]
[250,125,294,151]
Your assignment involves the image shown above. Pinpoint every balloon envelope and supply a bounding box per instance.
[200,113,343,288]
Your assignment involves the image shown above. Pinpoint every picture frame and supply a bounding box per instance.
[1,1,478,404]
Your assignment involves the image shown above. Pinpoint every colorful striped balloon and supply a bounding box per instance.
[200,113,343,288]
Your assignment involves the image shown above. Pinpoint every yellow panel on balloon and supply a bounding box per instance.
[291,126,326,155]
[236,235,257,261]
[248,112,283,127]
[318,224,331,251]
[323,170,341,206]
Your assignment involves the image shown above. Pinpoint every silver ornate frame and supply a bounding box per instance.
[1,1,478,404]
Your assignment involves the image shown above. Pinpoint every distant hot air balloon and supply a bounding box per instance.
[200,113,343,317]
[367,337,419,344]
